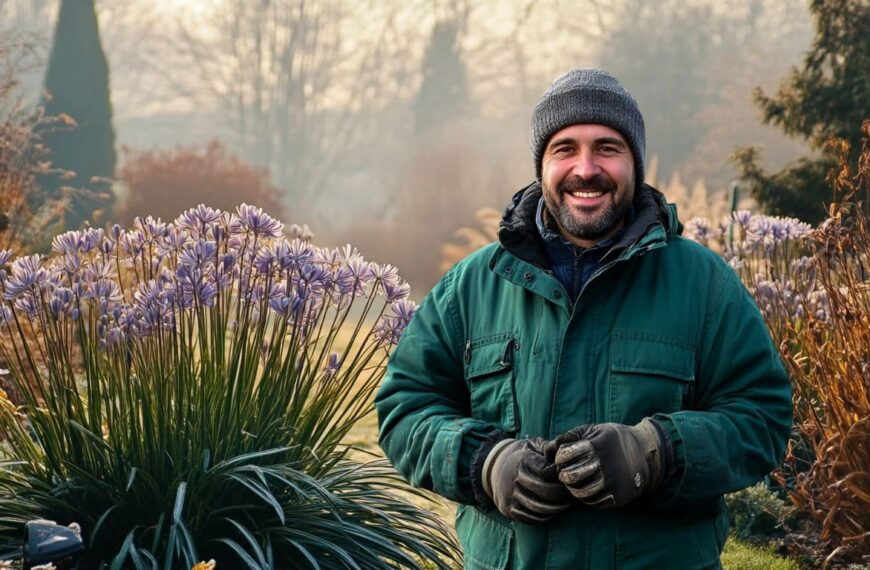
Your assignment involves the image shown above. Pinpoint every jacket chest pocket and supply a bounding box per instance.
[464,334,519,432]
[607,332,695,424]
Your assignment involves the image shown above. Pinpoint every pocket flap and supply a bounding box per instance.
[464,334,515,379]
[610,332,695,382]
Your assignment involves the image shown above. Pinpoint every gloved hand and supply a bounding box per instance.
[481,437,572,524]
[547,418,663,509]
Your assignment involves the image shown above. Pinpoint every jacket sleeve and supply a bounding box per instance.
[375,267,499,504]
[650,263,793,506]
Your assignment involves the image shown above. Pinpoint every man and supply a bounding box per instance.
[376,69,792,569]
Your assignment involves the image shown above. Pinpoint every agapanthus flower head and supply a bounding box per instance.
[156,228,189,258]
[81,228,105,252]
[324,353,342,376]
[176,205,222,234]
[384,281,411,302]
[179,239,218,268]
[85,259,115,283]
[390,298,417,327]
[120,231,146,256]
[372,263,401,288]
[237,204,284,238]
[684,217,712,244]
[731,210,753,228]
[134,216,168,239]
[52,231,84,255]
[0,249,11,266]
[4,255,47,300]
[782,218,812,240]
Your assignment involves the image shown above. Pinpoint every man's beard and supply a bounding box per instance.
[543,174,632,242]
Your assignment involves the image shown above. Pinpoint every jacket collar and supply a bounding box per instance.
[497,181,680,269]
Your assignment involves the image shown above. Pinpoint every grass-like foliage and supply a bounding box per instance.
[0,204,459,568]
[686,122,870,567]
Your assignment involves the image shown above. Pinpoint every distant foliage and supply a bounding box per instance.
[115,141,288,227]
[38,0,116,230]
[734,0,870,223]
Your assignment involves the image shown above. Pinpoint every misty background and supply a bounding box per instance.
[1,0,815,293]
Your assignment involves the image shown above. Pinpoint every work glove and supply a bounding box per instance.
[481,437,573,524]
[547,418,663,509]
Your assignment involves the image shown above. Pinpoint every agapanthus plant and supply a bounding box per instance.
[0,204,458,569]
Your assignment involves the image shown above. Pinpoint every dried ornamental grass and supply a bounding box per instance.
[0,204,459,568]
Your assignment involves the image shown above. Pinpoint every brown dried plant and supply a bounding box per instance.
[646,155,756,245]
[438,206,501,273]
[0,34,67,407]
[774,120,870,567]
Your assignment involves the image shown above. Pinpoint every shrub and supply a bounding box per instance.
[0,204,458,568]
[725,482,799,545]
[114,142,287,227]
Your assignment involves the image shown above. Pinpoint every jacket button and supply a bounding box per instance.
[553,290,562,299]
[523,271,534,281]
[505,266,513,274]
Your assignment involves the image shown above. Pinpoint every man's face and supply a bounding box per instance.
[540,124,636,248]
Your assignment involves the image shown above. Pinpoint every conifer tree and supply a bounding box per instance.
[734,0,869,223]
[40,0,116,229]
[413,19,471,137]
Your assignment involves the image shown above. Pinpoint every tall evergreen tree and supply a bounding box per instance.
[734,0,869,223]
[413,19,470,137]
[39,0,116,229]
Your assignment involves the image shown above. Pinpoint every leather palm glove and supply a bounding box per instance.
[481,437,573,524]
[547,418,663,509]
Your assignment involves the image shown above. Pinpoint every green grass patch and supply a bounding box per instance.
[722,537,799,570]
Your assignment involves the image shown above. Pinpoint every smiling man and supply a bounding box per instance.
[376,69,792,569]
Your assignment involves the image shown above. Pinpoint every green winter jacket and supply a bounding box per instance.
[376,183,792,570]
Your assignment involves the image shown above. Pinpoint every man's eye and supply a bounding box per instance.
[599,146,618,153]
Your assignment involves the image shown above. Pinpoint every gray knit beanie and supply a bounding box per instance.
[530,68,645,185]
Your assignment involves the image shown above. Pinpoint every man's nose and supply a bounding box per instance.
[571,149,601,180]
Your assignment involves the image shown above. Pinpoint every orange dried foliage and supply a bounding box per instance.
[114,141,287,225]
[775,121,870,567]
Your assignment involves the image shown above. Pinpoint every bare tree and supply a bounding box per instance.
[174,0,423,214]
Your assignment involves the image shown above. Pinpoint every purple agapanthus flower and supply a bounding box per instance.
[731,210,752,227]
[52,231,84,255]
[134,216,168,239]
[175,205,222,234]
[4,255,47,300]
[390,298,417,327]
[237,204,284,238]
[324,353,342,377]
[81,228,105,252]
[156,228,189,257]
[0,249,11,266]
[384,281,411,302]
[120,231,146,257]
[179,240,218,268]
[372,263,400,288]
[684,217,712,244]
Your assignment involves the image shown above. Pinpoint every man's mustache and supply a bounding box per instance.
[557,175,617,194]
